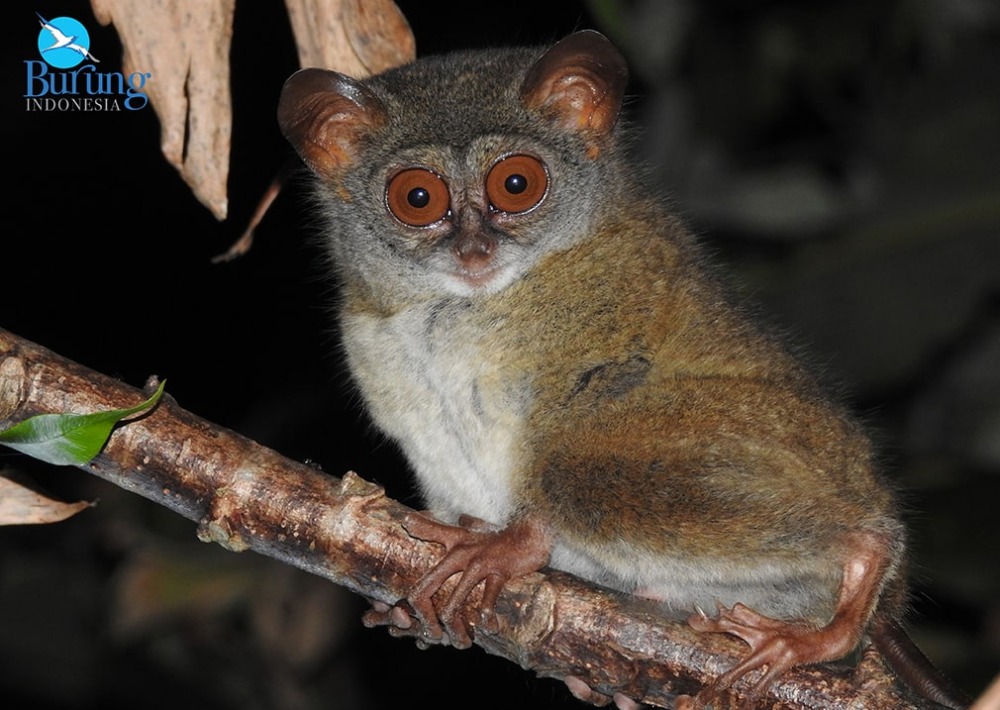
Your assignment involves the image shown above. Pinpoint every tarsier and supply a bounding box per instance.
[278,30,963,709]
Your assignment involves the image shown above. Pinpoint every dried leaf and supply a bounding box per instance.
[90,0,235,220]
[213,161,292,263]
[0,473,92,525]
[284,0,415,77]
[86,1,412,230]
[216,0,414,259]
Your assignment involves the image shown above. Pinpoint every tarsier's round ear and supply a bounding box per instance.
[277,69,387,180]
[520,31,628,145]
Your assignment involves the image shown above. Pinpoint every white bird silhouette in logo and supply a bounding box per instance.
[36,13,100,63]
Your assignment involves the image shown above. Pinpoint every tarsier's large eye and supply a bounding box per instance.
[386,168,450,226]
[486,155,548,214]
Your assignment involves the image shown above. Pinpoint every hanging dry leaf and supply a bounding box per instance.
[0,472,92,525]
[214,0,415,260]
[285,0,415,77]
[87,0,413,244]
[90,0,235,220]
[212,161,291,263]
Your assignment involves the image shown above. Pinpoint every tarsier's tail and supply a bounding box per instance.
[870,615,969,709]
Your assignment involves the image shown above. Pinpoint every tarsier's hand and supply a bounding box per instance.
[363,513,551,649]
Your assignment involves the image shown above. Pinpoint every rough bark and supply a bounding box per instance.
[0,327,937,709]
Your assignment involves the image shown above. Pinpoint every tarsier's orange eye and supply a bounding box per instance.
[486,154,548,214]
[386,168,450,226]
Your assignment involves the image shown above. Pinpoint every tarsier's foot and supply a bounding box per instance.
[681,602,856,707]
[363,512,551,649]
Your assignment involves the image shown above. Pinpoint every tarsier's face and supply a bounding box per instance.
[348,100,609,299]
[278,33,628,301]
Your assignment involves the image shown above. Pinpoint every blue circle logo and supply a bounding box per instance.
[36,14,99,69]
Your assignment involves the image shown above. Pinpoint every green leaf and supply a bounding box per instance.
[0,380,166,466]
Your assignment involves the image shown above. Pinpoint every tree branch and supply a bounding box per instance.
[0,327,936,709]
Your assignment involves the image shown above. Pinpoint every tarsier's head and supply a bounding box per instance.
[278,31,629,300]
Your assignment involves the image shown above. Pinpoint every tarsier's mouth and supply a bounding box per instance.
[457,266,496,287]
[448,260,520,297]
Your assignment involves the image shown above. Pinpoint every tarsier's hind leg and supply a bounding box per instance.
[681,530,895,704]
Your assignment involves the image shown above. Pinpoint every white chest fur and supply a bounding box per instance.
[341,299,529,525]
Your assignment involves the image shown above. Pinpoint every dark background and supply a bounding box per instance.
[3,1,998,708]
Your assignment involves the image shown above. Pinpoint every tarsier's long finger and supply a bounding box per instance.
[402,512,468,548]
